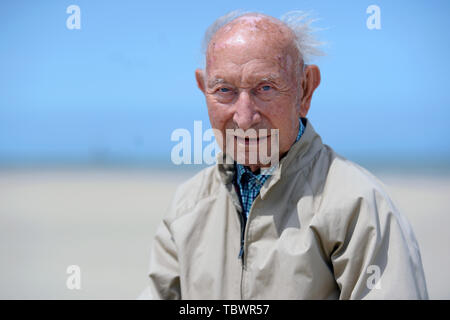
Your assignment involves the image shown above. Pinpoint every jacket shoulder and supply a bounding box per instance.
[332,153,387,193]
[316,148,399,220]
[315,148,410,234]
[167,165,222,221]
[313,149,427,299]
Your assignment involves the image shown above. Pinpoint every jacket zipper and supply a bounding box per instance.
[238,209,246,300]
[238,211,246,261]
[238,198,261,299]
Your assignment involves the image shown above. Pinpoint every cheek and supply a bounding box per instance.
[262,98,297,127]
[206,98,231,129]
[205,101,233,151]
[260,100,298,152]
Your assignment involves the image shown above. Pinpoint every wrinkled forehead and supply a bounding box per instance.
[206,16,299,73]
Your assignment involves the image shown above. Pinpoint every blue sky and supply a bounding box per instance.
[1,0,449,167]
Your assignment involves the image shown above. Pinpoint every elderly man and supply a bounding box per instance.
[142,11,428,299]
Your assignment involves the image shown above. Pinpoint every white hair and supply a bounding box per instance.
[201,10,325,65]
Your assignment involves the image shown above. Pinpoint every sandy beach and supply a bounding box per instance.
[0,167,449,299]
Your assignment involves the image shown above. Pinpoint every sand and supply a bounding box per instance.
[0,168,449,299]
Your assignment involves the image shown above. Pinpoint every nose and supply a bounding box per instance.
[232,91,261,131]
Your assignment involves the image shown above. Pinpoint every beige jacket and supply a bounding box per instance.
[142,119,428,299]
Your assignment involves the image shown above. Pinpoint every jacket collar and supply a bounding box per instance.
[216,118,324,200]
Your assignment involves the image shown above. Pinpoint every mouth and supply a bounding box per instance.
[234,135,270,146]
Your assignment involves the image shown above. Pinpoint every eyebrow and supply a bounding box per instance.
[207,74,282,88]
[207,78,226,88]
[259,74,281,83]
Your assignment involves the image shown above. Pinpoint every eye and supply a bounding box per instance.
[254,84,277,100]
[214,86,235,103]
[256,85,274,93]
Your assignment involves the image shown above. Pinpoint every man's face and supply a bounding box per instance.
[197,17,305,171]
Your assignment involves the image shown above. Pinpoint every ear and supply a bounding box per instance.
[299,65,321,117]
[195,68,206,93]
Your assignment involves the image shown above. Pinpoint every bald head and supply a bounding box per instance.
[205,14,302,78]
